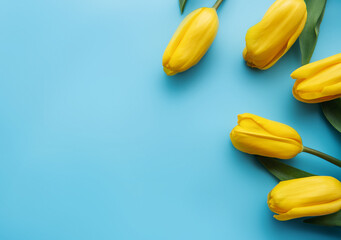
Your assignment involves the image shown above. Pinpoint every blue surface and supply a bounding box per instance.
[0,0,341,239]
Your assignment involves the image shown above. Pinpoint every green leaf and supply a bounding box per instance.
[257,156,314,181]
[299,0,327,65]
[304,211,341,227]
[179,0,187,14]
[321,98,341,133]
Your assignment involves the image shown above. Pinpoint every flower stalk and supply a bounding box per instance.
[213,0,224,10]
[303,146,341,168]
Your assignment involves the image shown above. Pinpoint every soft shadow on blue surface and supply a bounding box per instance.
[265,213,341,238]
[162,65,208,93]
[161,46,220,95]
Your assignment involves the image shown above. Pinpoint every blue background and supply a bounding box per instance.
[0,0,341,239]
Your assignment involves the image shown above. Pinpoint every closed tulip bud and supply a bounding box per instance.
[291,53,341,103]
[243,0,307,70]
[230,113,303,159]
[268,176,341,221]
[162,7,219,76]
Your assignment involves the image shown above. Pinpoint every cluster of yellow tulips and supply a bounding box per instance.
[163,0,341,104]
[230,113,341,220]
[162,0,341,222]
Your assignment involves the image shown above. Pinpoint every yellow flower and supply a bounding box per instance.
[243,0,307,70]
[230,113,303,159]
[268,176,341,221]
[291,53,341,103]
[162,8,219,76]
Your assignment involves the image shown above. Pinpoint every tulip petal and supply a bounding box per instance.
[295,63,341,90]
[268,176,341,213]
[162,8,203,73]
[291,53,341,79]
[231,128,303,159]
[168,8,218,72]
[292,55,341,103]
[268,176,341,221]
[162,8,219,75]
[243,0,307,70]
[274,198,341,221]
[163,67,177,76]
[231,113,303,159]
[262,4,307,69]
[238,113,302,145]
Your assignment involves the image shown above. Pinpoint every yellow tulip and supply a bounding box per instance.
[162,7,219,76]
[291,53,341,103]
[268,176,341,221]
[243,0,307,70]
[230,113,303,159]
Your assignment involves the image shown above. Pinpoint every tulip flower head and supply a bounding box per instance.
[243,0,307,70]
[230,113,303,159]
[162,7,219,76]
[291,53,341,103]
[268,176,341,221]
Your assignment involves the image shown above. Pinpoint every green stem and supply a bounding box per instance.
[303,146,341,168]
[213,0,224,10]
